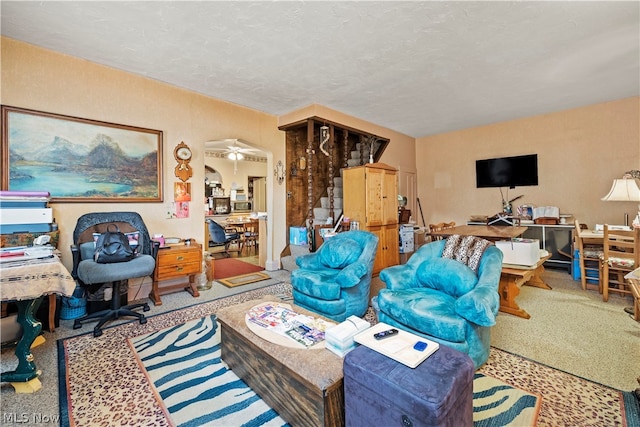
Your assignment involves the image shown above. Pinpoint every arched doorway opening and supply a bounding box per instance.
[203,139,274,268]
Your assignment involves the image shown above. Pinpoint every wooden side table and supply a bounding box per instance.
[150,242,201,306]
[499,253,552,319]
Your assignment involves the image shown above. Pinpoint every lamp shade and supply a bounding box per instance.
[601,178,640,201]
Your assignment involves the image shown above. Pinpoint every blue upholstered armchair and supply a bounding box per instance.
[291,230,378,322]
[374,238,503,368]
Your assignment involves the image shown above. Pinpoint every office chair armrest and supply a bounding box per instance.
[70,244,80,279]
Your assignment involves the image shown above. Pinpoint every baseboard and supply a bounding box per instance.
[266,259,280,271]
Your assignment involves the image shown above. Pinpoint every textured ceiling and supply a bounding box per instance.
[1,1,639,138]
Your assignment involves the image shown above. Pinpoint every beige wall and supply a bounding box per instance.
[1,37,414,271]
[416,97,640,228]
[1,37,286,271]
[3,36,638,272]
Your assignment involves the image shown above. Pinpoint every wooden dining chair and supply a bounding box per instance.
[242,219,259,255]
[600,224,640,302]
[573,220,603,291]
[428,221,456,241]
[626,276,640,321]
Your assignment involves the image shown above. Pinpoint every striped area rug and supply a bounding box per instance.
[130,315,288,427]
[473,373,540,426]
[129,315,539,427]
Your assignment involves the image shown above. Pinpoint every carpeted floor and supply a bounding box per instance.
[2,267,639,426]
[56,282,639,427]
[490,268,640,392]
[214,257,265,279]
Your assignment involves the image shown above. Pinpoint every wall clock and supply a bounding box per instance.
[173,141,193,182]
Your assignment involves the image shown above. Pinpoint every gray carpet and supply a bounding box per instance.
[1,266,638,423]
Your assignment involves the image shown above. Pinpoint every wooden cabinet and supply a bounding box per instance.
[150,243,201,305]
[343,163,399,275]
[368,224,400,274]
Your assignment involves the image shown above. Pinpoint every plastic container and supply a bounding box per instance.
[60,286,87,320]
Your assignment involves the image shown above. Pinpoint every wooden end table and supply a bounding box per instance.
[499,253,552,319]
[150,242,201,305]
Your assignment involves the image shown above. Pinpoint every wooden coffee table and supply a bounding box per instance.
[499,253,552,319]
[216,296,345,427]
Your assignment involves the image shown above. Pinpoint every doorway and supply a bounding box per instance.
[203,139,271,266]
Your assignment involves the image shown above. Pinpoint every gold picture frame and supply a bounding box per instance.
[1,105,163,202]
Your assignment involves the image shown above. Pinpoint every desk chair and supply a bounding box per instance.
[600,225,639,302]
[71,212,159,337]
[574,220,603,291]
[206,219,241,257]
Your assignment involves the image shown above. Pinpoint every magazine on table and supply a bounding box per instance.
[246,302,332,348]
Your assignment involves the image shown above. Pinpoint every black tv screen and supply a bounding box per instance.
[476,154,538,188]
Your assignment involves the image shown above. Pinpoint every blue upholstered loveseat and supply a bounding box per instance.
[291,230,378,322]
[374,238,503,368]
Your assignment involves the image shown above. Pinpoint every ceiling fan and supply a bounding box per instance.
[204,138,258,173]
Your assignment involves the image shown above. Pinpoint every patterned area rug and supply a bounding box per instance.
[129,316,539,426]
[58,283,639,426]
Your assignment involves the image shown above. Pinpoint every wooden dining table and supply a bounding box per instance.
[429,224,528,241]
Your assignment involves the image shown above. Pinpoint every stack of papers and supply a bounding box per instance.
[0,245,54,263]
[246,302,333,348]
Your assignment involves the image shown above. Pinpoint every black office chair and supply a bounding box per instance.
[207,219,241,257]
[70,212,159,337]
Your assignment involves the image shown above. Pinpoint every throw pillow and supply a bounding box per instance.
[416,258,478,297]
[319,237,362,269]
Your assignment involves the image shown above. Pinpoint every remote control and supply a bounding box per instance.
[373,328,398,340]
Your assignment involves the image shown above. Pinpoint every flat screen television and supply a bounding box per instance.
[475,154,538,188]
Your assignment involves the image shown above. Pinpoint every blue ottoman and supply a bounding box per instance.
[343,344,474,427]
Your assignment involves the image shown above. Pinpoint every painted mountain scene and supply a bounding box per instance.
[4,109,162,201]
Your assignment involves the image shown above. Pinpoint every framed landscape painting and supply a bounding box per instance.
[1,106,163,202]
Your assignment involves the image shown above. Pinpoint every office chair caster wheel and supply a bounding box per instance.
[73,320,82,330]
[93,328,103,338]
[143,304,150,312]
[140,317,147,325]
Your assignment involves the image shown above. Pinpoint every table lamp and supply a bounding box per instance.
[601,177,640,227]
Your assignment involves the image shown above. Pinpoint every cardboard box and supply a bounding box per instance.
[495,238,540,266]
[399,224,415,253]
